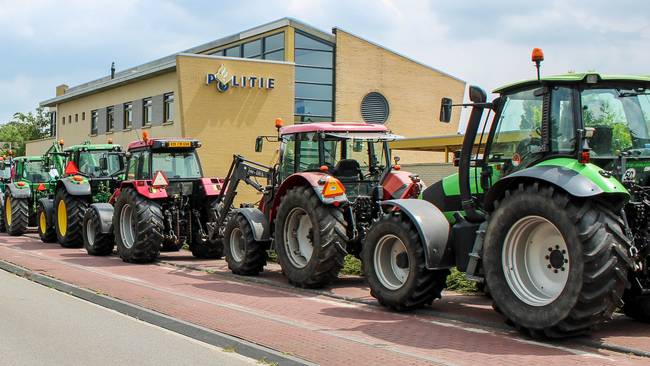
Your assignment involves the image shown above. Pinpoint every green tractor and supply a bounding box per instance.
[38,141,125,247]
[2,156,55,236]
[364,50,650,337]
[0,155,14,232]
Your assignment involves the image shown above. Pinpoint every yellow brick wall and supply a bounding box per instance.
[334,29,465,165]
[48,71,182,152]
[176,54,294,203]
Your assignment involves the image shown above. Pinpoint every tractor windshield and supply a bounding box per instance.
[22,160,50,182]
[78,150,123,178]
[581,87,650,157]
[322,133,391,178]
[152,151,202,179]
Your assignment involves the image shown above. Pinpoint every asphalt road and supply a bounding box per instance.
[0,270,257,366]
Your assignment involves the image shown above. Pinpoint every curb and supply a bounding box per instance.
[0,259,316,366]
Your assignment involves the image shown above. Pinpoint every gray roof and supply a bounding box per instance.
[41,17,334,107]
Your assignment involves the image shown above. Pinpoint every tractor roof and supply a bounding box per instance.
[128,138,200,151]
[280,122,389,135]
[64,143,122,152]
[493,73,650,94]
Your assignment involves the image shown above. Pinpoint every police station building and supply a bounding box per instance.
[29,17,465,185]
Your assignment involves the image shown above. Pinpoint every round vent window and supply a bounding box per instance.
[360,92,389,124]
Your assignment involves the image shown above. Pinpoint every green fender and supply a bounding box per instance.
[484,158,629,210]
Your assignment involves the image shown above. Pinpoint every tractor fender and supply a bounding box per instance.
[59,178,92,196]
[380,199,453,270]
[89,203,114,234]
[272,173,348,212]
[484,164,629,211]
[236,207,270,242]
[7,183,31,199]
[38,198,55,228]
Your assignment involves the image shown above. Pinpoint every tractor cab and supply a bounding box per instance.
[263,122,404,200]
[0,156,12,182]
[63,142,124,179]
[13,157,51,184]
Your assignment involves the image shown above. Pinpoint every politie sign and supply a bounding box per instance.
[206,64,275,93]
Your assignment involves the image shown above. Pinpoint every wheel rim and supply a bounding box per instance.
[229,227,245,262]
[119,204,135,249]
[39,211,47,234]
[283,207,314,269]
[374,234,410,290]
[502,215,570,307]
[57,200,67,237]
[86,216,96,247]
[5,198,11,226]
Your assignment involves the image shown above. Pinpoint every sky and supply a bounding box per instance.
[0,0,648,125]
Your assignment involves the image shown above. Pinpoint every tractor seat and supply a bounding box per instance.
[333,159,362,182]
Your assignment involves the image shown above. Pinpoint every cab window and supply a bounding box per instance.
[279,134,296,181]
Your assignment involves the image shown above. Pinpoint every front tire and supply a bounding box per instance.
[54,189,89,248]
[363,212,449,310]
[37,201,56,243]
[113,188,163,263]
[224,214,267,275]
[274,186,346,288]
[483,183,631,338]
[4,195,28,236]
[83,208,114,256]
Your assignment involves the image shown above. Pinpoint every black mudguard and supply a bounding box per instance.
[60,178,92,196]
[236,207,270,242]
[89,203,114,234]
[7,183,31,199]
[380,199,453,270]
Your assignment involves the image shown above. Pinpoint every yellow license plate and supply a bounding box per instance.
[168,141,191,148]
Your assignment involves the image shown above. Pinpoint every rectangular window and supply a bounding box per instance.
[68,115,71,125]
[82,112,85,121]
[295,49,333,68]
[90,110,98,135]
[107,106,114,131]
[263,50,284,61]
[295,66,333,84]
[62,116,66,125]
[295,83,333,100]
[49,112,56,137]
[294,32,334,120]
[295,100,333,117]
[163,93,174,122]
[75,114,78,122]
[143,98,152,125]
[123,102,133,129]
[243,39,262,58]
[225,46,241,57]
[264,32,284,53]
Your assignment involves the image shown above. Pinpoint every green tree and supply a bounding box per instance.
[0,106,51,156]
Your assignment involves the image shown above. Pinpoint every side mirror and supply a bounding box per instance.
[469,85,487,103]
[439,97,452,123]
[255,137,263,152]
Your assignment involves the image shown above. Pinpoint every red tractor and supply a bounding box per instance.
[207,120,423,288]
[82,134,223,262]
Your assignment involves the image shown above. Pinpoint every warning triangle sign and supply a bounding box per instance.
[152,170,169,188]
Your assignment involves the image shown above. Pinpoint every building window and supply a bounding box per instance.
[82,112,85,121]
[225,46,241,57]
[107,106,114,131]
[90,110,98,135]
[361,92,390,124]
[49,112,56,137]
[143,98,152,125]
[75,114,78,122]
[163,93,174,122]
[62,116,66,125]
[243,39,262,59]
[294,31,334,122]
[123,102,133,129]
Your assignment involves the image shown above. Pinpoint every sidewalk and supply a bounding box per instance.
[0,232,648,366]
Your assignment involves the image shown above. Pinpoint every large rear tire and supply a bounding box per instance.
[114,188,163,263]
[4,195,28,236]
[83,208,114,256]
[483,183,631,338]
[37,201,56,243]
[189,199,223,259]
[54,188,89,248]
[224,214,267,275]
[274,186,346,288]
[363,212,449,310]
